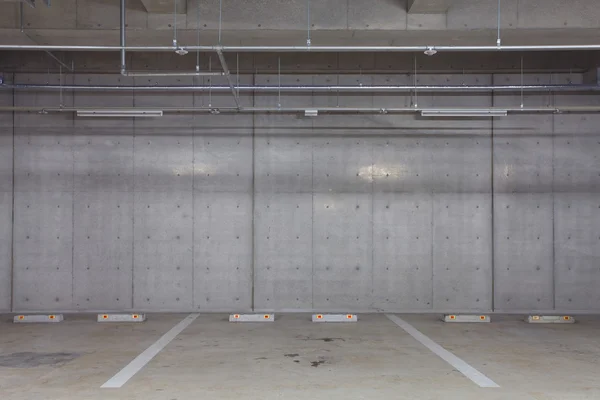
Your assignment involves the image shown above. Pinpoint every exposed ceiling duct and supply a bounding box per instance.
[1,106,600,115]
[2,83,599,93]
[0,0,50,8]
[2,44,600,52]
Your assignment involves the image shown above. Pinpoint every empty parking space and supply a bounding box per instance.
[1,314,600,399]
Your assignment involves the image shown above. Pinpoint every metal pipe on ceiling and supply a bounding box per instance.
[1,106,600,114]
[1,44,600,52]
[2,83,599,93]
[118,0,218,77]
[119,0,126,75]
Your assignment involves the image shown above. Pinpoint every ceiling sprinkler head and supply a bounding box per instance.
[424,47,437,56]
[175,47,189,56]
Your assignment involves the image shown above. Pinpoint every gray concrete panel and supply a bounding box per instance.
[433,194,492,311]
[494,194,554,311]
[13,191,73,311]
[493,74,553,135]
[254,193,313,311]
[194,129,253,193]
[254,75,313,130]
[313,193,373,310]
[133,192,193,311]
[348,0,407,30]
[517,0,600,29]
[554,193,600,311]
[313,137,373,194]
[73,74,133,131]
[0,3,17,29]
[76,0,147,29]
[553,123,600,194]
[369,74,493,134]
[134,76,194,129]
[431,134,491,194]
[448,0,517,30]
[73,191,133,311]
[313,75,374,130]
[14,129,74,193]
[133,134,194,192]
[0,192,11,311]
[14,74,74,129]
[194,192,252,311]
[13,77,74,195]
[73,134,134,192]
[193,75,254,110]
[493,132,553,194]
[0,91,12,193]
[254,135,313,194]
[23,0,77,29]
[372,136,433,194]
[493,75,554,195]
[407,13,446,30]
[372,74,412,109]
[372,193,433,310]
[188,0,347,31]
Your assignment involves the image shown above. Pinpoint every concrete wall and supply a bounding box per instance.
[0,81,12,312]
[2,72,600,313]
[3,0,600,47]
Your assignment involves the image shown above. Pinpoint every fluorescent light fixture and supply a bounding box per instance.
[304,109,319,117]
[421,109,507,117]
[76,110,163,118]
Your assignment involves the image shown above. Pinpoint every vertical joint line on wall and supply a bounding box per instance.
[370,137,374,305]
[310,71,315,310]
[71,72,75,308]
[10,73,15,312]
[131,83,136,310]
[430,190,434,309]
[251,68,256,311]
[490,72,495,311]
[192,80,196,309]
[551,83,556,310]
[218,0,223,45]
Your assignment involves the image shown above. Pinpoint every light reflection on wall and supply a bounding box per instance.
[357,164,409,181]
[172,163,217,177]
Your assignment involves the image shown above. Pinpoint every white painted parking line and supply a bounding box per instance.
[386,314,500,388]
[101,313,199,389]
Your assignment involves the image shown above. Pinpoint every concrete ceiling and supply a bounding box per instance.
[140,0,186,14]
[0,0,599,48]
[408,0,453,13]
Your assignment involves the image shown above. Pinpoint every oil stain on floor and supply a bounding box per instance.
[0,352,80,368]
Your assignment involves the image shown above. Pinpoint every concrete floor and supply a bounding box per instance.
[0,314,599,400]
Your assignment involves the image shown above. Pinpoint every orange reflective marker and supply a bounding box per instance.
[316,315,323,319]
[132,314,139,319]
[264,315,270,319]
[49,315,55,320]
[480,316,486,320]
[347,314,353,319]
[18,315,25,320]
[449,315,456,320]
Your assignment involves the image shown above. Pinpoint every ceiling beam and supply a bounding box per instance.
[0,0,51,7]
[140,0,186,14]
[407,0,452,13]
